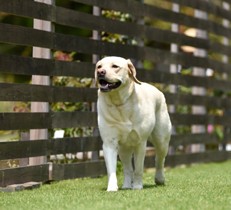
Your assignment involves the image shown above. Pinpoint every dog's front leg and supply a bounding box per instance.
[103,143,118,191]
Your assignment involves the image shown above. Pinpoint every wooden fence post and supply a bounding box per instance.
[168,3,180,155]
[191,4,208,153]
[91,6,101,161]
[29,0,53,165]
[222,1,230,151]
[222,1,230,65]
[169,2,180,107]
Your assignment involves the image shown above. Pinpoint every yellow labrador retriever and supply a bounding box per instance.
[95,56,171,191]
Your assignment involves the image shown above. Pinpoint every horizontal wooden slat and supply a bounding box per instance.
[170,113,231,126]
[56,7,231,57]
[2,0,230,40]
[165,93,231,109]
[1,132,230,160]
[1,133,228,160]
[0,137,102,160]
[0,0,230,40]
[0,23,173,62]
[55,7,209,51]
[1,82,231,108]
[166,151,231,166]
[210,42,231,56]
[0,0,52,20]
[0,112,97,130]
[169,0,231,20]
[2,0,231,57]
[52,112,97,128]
[145,151,231,168]
[1,23,231,73]
[1,55,231,93]
[0,164,49,187]
[141,70,231,91]
[1,151,230,187]
[0,112,231,130]
[0,83,97,102]
[52,161,106,180]
[170,133,228,147]
[75,0,231,38]
[0,54,94,77]
[1,54,231,92]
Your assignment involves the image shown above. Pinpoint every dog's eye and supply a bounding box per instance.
[112,64,119,68]
[97,65,102,69]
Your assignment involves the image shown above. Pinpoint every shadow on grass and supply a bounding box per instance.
[101,184,165,191]
[143,184,166,189]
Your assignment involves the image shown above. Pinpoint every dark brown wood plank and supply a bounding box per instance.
[170,113,231,126]
[0,23,53,48]
[0,83,97,102]
[169,0,231,20]
[2,0,230,38]
[0,113,51,130]
[0,54,94,77]
[75,0,231,38]
[0,137,102,160]
[2,81,231,108]
[55,7,231,58]
[0,112,97,130]
[1,55,231,93]
[3,0,231,56]
[166,151,231,167]
[0,164,49,187]
[145,151,231,168]
[0,0,52,20]
[55,7,209,51]
[52,111,97,128]
[52,161,106,180]
[169,133,231,147]
[165,93,231,109]
[0,112,230,131]
[211,43,231,56]
[1,132,229,160]
[1,23,231,73]
[140,70,231,91]
[170,133,220,147]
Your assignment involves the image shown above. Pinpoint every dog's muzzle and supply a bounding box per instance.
[98,78,122,92]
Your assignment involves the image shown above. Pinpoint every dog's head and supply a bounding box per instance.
[95,56,141,92]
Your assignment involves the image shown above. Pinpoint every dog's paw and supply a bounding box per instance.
[155,170,165,185]
[132,184,143,190]
[122,177,132,189]
[122,184,132,190]
[107,185,118,192]
[132,174,143,190]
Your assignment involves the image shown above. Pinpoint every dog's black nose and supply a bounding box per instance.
[97,69,106,77]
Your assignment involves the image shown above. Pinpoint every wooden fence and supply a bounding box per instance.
[1,0,231,187]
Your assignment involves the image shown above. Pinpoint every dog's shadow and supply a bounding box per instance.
[101,184,165,191]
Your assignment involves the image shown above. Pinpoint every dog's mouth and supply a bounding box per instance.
[98,79,122,92]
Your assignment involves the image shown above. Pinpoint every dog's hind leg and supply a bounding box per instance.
[119,146,134,189]
[153,139,169,185]
[150,110,171,185]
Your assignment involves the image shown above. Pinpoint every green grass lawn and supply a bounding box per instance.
[1,161,231,210]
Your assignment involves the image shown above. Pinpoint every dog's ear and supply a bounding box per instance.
[127,59,142,85]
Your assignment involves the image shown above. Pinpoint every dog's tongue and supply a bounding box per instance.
[100,84,110,92]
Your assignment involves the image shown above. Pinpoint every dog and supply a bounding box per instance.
[95,56,171,191]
